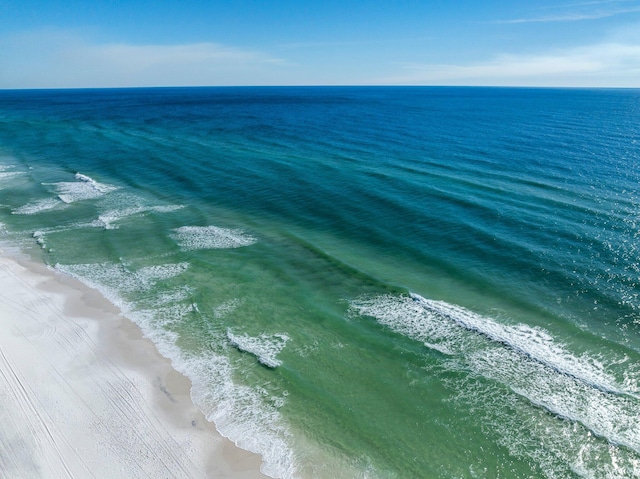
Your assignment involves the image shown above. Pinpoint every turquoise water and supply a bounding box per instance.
[1,87,639,478]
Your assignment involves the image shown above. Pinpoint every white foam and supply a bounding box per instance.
[171,225,257,250]
[45,173,119,204]
[469,345,640,453]
[185,350,297,479]
[55,262,189,296]
[226,331,290,368]
[32,231,47,249]
[152,205,186,214]
[92,204,184,230]
[12,198,65,215]
[413,294,636,397]
[451,375,640,479]
[349,293,640,455]
[74,173,96,183]
[349,294,460,355]
[136,303,198,330]
[351,293,637,397]
[0,171,24,180]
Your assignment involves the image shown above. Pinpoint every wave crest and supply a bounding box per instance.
[227,330,290,368]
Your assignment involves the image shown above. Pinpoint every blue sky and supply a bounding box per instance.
[1,0,639,88]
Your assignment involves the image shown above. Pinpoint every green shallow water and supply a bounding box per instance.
[1,87,640,478]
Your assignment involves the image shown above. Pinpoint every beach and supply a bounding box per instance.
[0,249,267,479]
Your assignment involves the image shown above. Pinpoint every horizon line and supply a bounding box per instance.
[2,84,639,92]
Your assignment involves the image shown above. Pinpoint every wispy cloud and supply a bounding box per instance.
[499,0,640,23]
[278,36,432,50]
[279,39,382,49]
[558,0,638,8]
[501,7,640,23]
[0,30,287,88]
[378,42,640,87]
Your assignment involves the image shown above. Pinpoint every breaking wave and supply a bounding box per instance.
[45,173,119,204]
[349,293,640,455]
[227,330,290,368]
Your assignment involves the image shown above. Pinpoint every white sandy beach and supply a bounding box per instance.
[0,250,268,479]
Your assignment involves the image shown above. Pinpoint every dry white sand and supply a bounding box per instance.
[0,251,268,479]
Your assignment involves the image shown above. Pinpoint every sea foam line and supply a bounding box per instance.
[12,198,65,215]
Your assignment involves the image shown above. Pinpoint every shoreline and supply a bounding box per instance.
[0,248,268,478]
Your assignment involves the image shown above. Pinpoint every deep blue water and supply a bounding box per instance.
[1,87,640,478]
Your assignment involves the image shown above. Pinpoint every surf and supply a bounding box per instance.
[350,292,640,454]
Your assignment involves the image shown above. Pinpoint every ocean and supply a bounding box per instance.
[0,86,639,478]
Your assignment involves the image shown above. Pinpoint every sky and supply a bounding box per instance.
[1,0,639,88]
